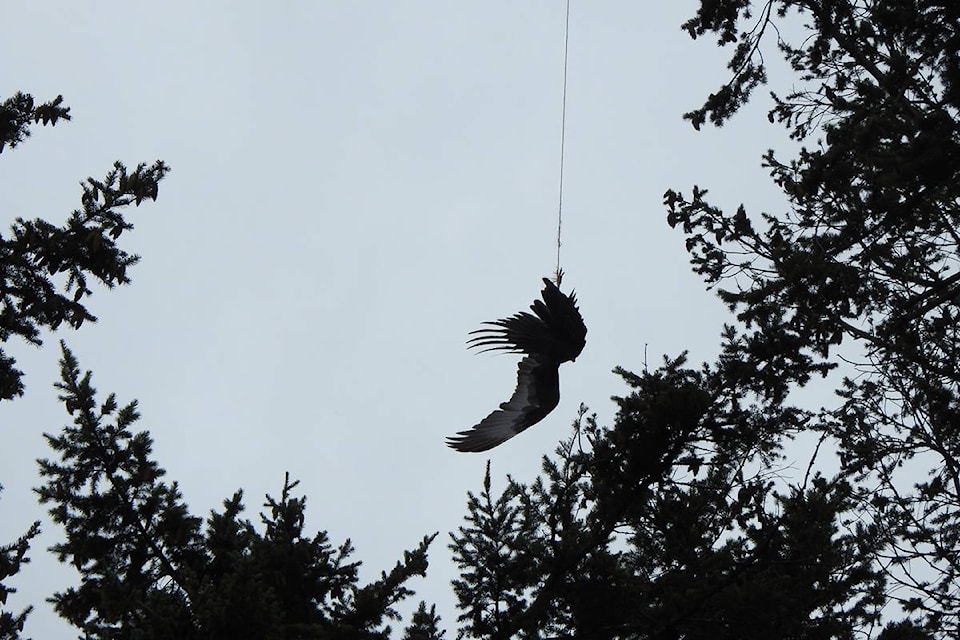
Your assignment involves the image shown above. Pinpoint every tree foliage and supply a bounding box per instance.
[1,91,169,639]
[662,0,959,636]
[0,507,39,640]
[0,92,169,401]
[0,93,70,153]
[449,0,959,638]
[34,343,438,640]
[450,358,887,640]
[6,1,960,638]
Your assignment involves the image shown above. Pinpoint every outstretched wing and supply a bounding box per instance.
[466,278,586,363]
[447,354,560,452]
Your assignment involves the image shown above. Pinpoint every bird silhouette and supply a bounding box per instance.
[447,277,587,452]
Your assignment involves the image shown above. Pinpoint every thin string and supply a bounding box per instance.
[555,0,571,284]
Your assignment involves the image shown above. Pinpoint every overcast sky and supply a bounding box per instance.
[2,2,795,636]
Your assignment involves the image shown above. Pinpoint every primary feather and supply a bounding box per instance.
[447,278,586,453]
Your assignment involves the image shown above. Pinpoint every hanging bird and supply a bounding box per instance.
[447,277,587,452]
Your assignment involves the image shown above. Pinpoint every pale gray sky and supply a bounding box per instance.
[1,2,792,636]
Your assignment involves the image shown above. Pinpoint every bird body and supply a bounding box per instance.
[447,278,586,453]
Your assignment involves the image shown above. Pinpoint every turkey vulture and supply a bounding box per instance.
[447,277,587,452]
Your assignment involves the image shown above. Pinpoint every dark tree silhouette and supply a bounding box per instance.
[448,0,956,638]
[34,343,439,640]
[0,93,70,153]
[0,511,39,640]
[666,0,960,635]
[450,357,888,640]
[6,1,960,637]
[0,92,168,401]
[1,91,168,639]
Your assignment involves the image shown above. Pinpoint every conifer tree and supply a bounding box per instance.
[667,0,960,635]
[450,358,888,639]
[450,1,957,637]
[0,92,168,401]
[0,511,38,640]
[35,344,438,640]
[1,91,168,639]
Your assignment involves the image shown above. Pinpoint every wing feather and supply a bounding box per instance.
[446,355,560,453]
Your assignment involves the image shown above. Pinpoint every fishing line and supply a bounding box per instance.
[555,0,572,284]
